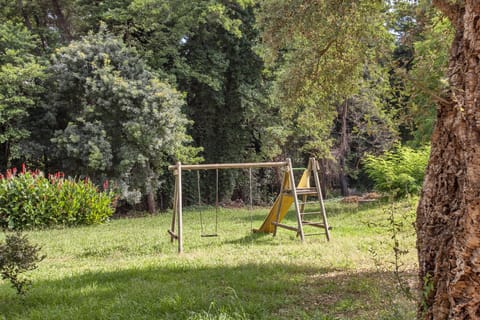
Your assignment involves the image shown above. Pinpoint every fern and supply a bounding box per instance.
[363,145,430,197]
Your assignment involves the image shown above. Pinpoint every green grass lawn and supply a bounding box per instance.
[0,198,419,319]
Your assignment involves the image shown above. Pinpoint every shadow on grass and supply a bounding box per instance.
[0,262,416,320]
[221,231,271,245]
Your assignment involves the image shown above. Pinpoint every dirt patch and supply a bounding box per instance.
[341,192,382,204]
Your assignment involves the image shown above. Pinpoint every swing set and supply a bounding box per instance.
[168,158,330,253]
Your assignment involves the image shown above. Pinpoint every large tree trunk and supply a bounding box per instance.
[416,1,480,319]
[146,191,156,214]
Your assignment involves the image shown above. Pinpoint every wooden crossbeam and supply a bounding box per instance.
[167,229,178,239]
[168,161,288,171]
[271,221,300,232]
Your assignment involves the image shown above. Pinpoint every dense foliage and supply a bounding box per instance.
[45,28,199,204]
[0,167,115,230]
[0,232,44,294]
[363,145,430,197]
[257,1,394,157]
[0,0,448,206]
[0,22,45,169]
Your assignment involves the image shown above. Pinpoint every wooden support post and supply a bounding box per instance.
[177,162,183,253]
[170,173,178,243]
[312,158,330,241]
[287,158,305,241]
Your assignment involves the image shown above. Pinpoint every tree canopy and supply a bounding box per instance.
[0,22,45,168]
[0,0,451,207]
[46,28,199,203]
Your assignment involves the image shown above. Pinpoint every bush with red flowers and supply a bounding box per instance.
[0,165,116,230]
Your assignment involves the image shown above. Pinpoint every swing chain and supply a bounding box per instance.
[215,168,219,235]
[249,168,253,232]
[197,171,205,236]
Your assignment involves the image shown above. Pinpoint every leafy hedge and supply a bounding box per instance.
[363,145,430,197]
[0,166,116,230]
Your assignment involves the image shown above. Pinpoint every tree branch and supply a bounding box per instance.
[397,69,453,107]
[313,38,336,77]
[432,0,461,24]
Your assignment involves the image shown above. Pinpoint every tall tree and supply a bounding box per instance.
[45,28,199,211]
[176,2,270,199]
[0,22,45,169]
[103,0,270,200]
[257,0,396,195]
[416,1,480,318]
[329,79,397,195]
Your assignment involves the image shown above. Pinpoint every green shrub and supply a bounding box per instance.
[0,232,44,294]
[363,145,430,197]
[0,166,116,230]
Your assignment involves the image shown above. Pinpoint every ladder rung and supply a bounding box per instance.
[301,221,332,229]
[296,188,319,195]
[299,201,320,205]
[284,187,319,196]
[300,211,323,215]
[304,233,328,237]
[302,221,326,227]
[271,222,300,232]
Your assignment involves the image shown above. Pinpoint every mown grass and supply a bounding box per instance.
[0,197,419,319]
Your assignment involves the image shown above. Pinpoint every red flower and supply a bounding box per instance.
[21,163,26,174]
[103,180,109,191]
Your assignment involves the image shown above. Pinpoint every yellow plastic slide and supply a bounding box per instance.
[256,169,310,233]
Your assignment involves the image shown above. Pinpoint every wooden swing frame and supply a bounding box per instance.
[168,160,289,253]
[168,158,330,253]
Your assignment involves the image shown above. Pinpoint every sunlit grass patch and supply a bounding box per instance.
[0,198,418,319]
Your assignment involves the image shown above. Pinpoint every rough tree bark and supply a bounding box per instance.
[416,1,480,319]
[146,191,156,214]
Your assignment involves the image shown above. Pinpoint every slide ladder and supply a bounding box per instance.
[255,158,331,241]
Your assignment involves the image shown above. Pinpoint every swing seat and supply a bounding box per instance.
[201,233,218,237]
